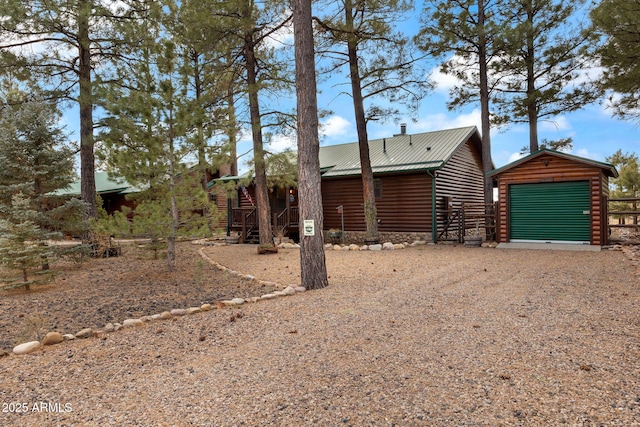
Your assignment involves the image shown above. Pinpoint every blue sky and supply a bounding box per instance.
[56,1,639,175]
[228,0,640,174]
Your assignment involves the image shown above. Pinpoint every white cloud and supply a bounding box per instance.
[263,12,294,49]
[431,67,460,95]
[539,116,571,132]
[414,109,482,132]
[267,134,296,153]
[508,151,527,163]
[320,115,351,138]
[572,147,603,162]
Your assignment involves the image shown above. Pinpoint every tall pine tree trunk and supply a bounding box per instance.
[525,1,539,153]
[293,0,328,289]
[345,0,378,242]
[167,124,178,272]
[78,0,96,220]
[243,3,272,245]
[227,80,239,176]
[478,0,494,206]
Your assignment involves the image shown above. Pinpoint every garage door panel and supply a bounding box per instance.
[509,181,590,242]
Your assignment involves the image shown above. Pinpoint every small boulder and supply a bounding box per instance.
[369,244,382,251]
[382,242,395,250]
[42,332,64,346]
[283,286,296,295]
[104,323,115,332]
[13,341,40,355]
[159,311,172,320]
[170,309,187,316]
[123,319,144,327]
[200,304,212,311]
[63,334,75,340]
[261,293,277,300]
[294,286,306,293]
[186,307,202,315]
[75,328,93,339]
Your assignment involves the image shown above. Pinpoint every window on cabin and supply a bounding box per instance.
[374,179,382,199]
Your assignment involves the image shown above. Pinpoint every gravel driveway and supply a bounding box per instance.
[1,244,638,426]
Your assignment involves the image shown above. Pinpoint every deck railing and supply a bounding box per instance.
[230,206,299,241]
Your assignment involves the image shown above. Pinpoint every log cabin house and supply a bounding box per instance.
[213,125,490,244]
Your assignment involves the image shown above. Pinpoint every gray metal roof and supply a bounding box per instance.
[319,126,481,177]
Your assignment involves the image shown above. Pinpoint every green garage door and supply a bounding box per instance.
[509,181,591,243]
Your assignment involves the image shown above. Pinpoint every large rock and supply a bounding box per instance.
[42,332,64,346]
[13,341,40,355]
[382,242,395,250]
[369,244,382,251]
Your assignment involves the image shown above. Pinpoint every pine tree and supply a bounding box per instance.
[98,9,216,271]
[0,98,87,261]
[591,0,640,123]
[0,0,157,219]
[315,0,428,242]
[416,0,507,204]
[491,0,600,152]
[293,0,329,289]
[0,193,59,290]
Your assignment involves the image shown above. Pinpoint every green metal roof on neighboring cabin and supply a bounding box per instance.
[487,148,619,178]
[318,126,482,177]
[51,171,134,196]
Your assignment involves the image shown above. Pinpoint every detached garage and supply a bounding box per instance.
[489,149,618,247]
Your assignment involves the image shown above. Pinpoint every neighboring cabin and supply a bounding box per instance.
[216,125,489,244]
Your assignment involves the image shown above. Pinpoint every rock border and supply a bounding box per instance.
[7,244,305,356]
[8,241,636,356]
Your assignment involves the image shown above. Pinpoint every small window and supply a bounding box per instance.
[374,179,382,199]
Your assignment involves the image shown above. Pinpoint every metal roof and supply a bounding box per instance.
[487,148,619,178]
[51,171,133,196]
[319,126,481,177]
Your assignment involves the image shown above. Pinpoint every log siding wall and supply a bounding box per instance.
[435,139,485,232]
[494,154,610,245]
[322,173,433,232]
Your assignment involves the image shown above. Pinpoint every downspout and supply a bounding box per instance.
[226,197,232,237]
[427,169,437,243]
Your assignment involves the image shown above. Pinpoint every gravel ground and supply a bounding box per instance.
[1,243,639,426]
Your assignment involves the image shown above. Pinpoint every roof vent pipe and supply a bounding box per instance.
[383,138,386,153]
[400,123,407,135]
